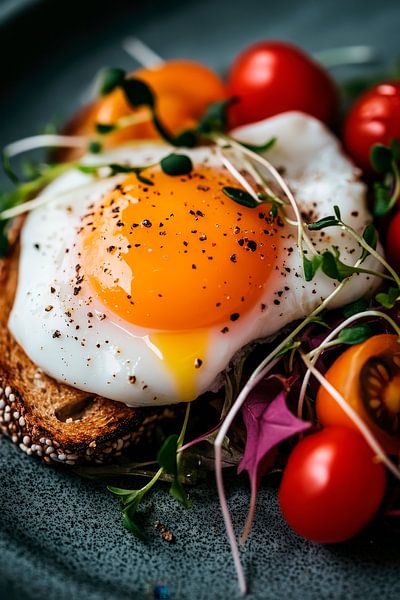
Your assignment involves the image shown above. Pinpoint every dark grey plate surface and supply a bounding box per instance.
[2,1,400,598]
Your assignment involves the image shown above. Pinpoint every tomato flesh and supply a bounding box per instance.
[279,427,386,543]
[317,334,400,454]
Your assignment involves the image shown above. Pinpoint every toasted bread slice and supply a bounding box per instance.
[0,250,173,465]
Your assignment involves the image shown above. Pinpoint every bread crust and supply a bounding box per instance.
[0,250,171,465]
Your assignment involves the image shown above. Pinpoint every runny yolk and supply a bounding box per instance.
[147,330,209,401]
[80,165,281,331]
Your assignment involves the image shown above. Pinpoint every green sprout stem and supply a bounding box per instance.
[138,467,163,495]
[342,220,400,288]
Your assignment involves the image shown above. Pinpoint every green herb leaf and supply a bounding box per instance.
[77,164,99,174]
[151,114,196,148]
[241,137,276,154]
[333,205,342,220]
[337,324,372,345]
[342,297,369,318]
[307,215,340,231]
[157,434,179,475]
[160,153,193,176]
[98,67,126,96]
[95,122,116,134]
[222,186,258,208]
[107,486,141,497]
[360,223,378,261]
[122,78,155,109]
[77,162,155,185]
[133,169,154,186]
[122,511,145,538]
[373,181,391,216]
[371,142,400,217]
[376,286,400,308]
[269,204,278,218]
[173,129,198,148]
[87,140,102,154]
[122,504,144,540]
[307,315,331,328]
[170,477,192,508]
[391,138,400,160]
[371,143,393,174]
[108,163,141,175]
[197,98,234,135]
[2,151,19,184]
[303,254,323,282]
[321,249,356,282]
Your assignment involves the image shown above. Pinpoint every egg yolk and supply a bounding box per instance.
[80,165,281,331]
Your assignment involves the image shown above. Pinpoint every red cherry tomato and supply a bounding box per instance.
[227,41,338,128]
[278,427,386,544]
[386,210,400,273]
[344,81,400,173]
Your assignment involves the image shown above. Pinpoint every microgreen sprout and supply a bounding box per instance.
[307,206,400,297]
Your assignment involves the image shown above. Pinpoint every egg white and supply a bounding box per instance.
[9,112,380,407]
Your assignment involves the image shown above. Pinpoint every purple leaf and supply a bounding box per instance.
[238,376,311,542]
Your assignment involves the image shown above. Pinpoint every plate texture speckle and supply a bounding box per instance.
[2,0,400,598]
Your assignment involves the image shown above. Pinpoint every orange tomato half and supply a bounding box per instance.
[317,333,400,454]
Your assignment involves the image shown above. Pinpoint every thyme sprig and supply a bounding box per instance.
[307,205,400,304]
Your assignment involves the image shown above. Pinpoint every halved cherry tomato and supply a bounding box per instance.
[227,41,338,128]
[279,426,386,543]
[63,60,226,158]
[316,334,400,453]
[344,81,400,173]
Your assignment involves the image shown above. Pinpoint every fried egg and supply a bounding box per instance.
[9,112,379,407]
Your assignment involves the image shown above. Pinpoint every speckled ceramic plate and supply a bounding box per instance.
[2,1,400,598]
